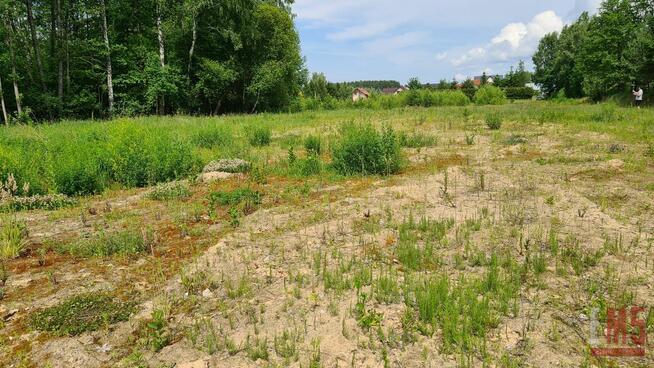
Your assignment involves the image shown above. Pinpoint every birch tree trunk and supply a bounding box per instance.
[157,5,165,114]
[6,20,22,114]
[25,0,47,91]
[56,0,64,100]
[0,75,8,124]
[187,16,197,80]
[157,13,165,68]
[101,0,114,114]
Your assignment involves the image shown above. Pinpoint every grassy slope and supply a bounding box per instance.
[1,101,653,367]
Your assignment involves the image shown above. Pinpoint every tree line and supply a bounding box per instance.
[533,0,653,101]
[0,0,303,123]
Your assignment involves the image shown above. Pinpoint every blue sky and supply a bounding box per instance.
[293,0,602,83]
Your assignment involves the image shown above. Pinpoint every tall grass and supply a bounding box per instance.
[0,119,200,196]
[331,123,403,176]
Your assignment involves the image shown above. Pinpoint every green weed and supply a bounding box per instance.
[29,293,135,336]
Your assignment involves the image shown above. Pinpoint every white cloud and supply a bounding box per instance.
[568,0,602,20]
[450,10,564,67]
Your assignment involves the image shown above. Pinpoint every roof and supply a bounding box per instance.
[353,87,370,96]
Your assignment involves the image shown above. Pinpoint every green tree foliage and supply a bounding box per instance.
[496,61,532,88]
[533,0,653,100]
[407,77,422,90]
[343,80,401,91]
[0,0,303,121]
[304,73,329,99]
[474,86,507,105]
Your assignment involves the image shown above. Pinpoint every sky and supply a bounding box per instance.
[293,0,603,83]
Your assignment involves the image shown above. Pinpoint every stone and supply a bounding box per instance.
[201,289,214,298]
[197,171,234,183]
[202,159,250,174]
[177,360,208,368]
[605,159,624,170]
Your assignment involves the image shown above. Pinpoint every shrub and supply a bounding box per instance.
[461,88,476,101]
[504,87,536,100]
[247,126,272,147]
[29,293,135,336]
[474,86,507,105]
[147,181,191,201]
[332,123,403,176]
[485,114,502,130]
[106,122,199,189]
[55,230,146,258]
[299,155,322,176]
[304,135,322,155]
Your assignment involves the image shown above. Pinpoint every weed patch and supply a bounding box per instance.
[399,131,438,148]
[486,114,502,130]
[55,230,147,258]
[247,126,272,147]
[0,217,28,260]
[29,293,135,336]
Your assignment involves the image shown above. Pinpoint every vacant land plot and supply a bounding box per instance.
[1,101,653,368]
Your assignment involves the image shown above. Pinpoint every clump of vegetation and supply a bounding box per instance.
[274,329,300,360]
[504,134,527,145]
[304,135,322,155]
[209,188,262,223]
[55,230,147,258]
[298,155,322,176]
[248,126,272,147]
[144,309,171,352]
[29,293,135,336]
[0,217,28,260]
[646,142,654,158]
[474,85,507,105]
[607,143,626,154]
[0,194,77,212]
[485,113,503,130]
[331,123,403,176]
[191,126,231,148]
[209,188,261,207]
[405,90,470,107]
[1,120,200,197]
[147,181,191,201]
[405,261,520,353]
[399,131,438,148]
[246,336,269,361]
[590,103,620,123]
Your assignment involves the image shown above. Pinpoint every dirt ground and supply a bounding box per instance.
[2,113,653,368]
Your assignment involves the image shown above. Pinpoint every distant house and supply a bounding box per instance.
[381,86,409,95]
[473,75,495,86]
[352,87,370,102]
